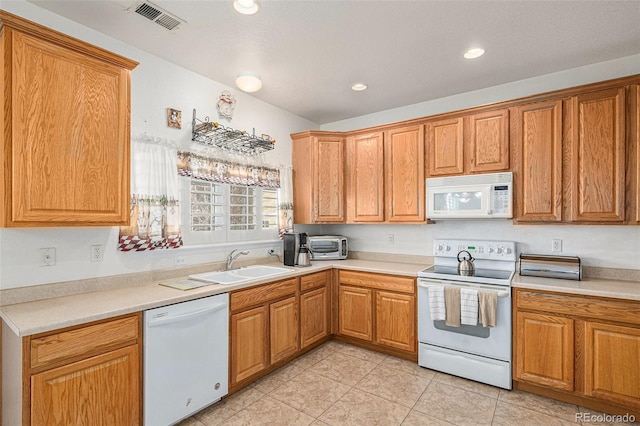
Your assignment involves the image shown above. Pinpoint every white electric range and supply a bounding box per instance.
[417,238,516,389]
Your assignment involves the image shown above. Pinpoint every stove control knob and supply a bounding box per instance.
[496,247,503,254]
[488,247,495,254]
[436,244,444,252]
[505,247,513,254]
[445,245,451,252]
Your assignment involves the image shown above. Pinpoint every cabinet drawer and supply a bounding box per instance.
[339,270,415,294]
[30,315,139,370]
[516,290,640,326]
[231,278,298,311]
[300,271,329,292]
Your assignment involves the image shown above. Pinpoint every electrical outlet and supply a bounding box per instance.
[40,248,56,267]
[552,239,562,253]
[387,234,395,245]
[175,256,186,266]
[90,245,104,262]
[267,249,277,256]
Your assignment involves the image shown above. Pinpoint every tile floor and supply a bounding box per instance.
[178,341,634,426]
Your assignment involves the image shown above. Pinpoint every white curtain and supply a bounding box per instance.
[118,138,182,251]
[278,165,294,238]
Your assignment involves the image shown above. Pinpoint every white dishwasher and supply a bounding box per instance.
[144,293,229,426]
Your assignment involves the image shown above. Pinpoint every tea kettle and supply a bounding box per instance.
[457,250,475,276]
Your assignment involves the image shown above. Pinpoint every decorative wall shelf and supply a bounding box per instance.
[191,109,275,156]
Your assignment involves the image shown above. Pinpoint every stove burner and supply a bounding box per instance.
[423,265,513,280]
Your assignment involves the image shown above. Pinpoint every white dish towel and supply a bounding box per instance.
[428,285,446,321]
[460,287,479,326]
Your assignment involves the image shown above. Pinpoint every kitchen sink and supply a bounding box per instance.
[189,265,292,285]
[231,265,292,278]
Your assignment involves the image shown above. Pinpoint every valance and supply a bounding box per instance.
[177,151,280,188]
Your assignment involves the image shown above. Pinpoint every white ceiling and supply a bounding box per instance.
[27,0,640,124]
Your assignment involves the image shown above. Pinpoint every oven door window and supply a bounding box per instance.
[433,321,490,338]
[311,240,339,253]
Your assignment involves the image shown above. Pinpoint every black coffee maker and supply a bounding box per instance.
[283,232,308,266]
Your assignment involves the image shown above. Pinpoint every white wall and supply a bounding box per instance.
[0,0,317,290]
[297,223,640,270]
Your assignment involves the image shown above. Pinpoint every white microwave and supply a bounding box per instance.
[426,172,513,219]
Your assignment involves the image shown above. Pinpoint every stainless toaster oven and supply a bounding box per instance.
[308,235,348,260]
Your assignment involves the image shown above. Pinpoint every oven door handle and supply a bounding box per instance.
[418,281,510,298]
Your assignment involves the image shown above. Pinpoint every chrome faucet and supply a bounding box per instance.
[227,249,250,270]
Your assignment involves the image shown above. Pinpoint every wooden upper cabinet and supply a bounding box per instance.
[629,84,640,224]
[426,109,508,177]
[426,117,464,176]
[292,132,345,223]
[346,132,385,222]
[511,100,564,222]
[0,11,137,227]
[466,109,510,173]
[567,88,626,223]
[385,125,425,222]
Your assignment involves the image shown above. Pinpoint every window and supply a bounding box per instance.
[181,177,278,244]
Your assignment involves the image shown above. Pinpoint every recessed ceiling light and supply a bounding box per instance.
[463,48,485,59]
[233,0,260,15]
[235,73,262,92]
[351,83,368,91]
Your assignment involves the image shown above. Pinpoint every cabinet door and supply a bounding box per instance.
[346,132,385,222]
[231,306,269,384]
[568,87,626,222]
[375,291,415,353]
[10,31,130,226]
[338,285,373,341]
[313,136,345,222]
[270,297,299,364]
[31,345,139,426]
[385,125,425,222]
[512,100,563,222]
[300,287,329,349]
[515,311,574,391]
[584,321,640,408]
[426,117,464,176]
[466,109,510,173]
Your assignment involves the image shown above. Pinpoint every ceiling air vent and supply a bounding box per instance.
[131,1,185,31]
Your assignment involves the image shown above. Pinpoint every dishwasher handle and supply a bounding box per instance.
[147,302,228,327]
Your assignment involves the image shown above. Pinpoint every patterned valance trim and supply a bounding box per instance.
[177,151,280,188]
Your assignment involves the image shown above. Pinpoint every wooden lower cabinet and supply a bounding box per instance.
[230,306,269,384]
[584,321,640,408]
[375,291,415,353]
[337,271,416,358]
[31,345,139,425]
[270,297,298,364]
[515,311,574,391]
[1,313,142,425]
[300,286,329,349]
[338,286,373,341]
[514,289,640,415]
[229,273,330,389]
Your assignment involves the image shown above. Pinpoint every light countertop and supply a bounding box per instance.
[512,274,640,301]
[2,258,639,338]
[0,259,428,337]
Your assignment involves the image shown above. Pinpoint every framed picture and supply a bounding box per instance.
[167,108,181,129]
